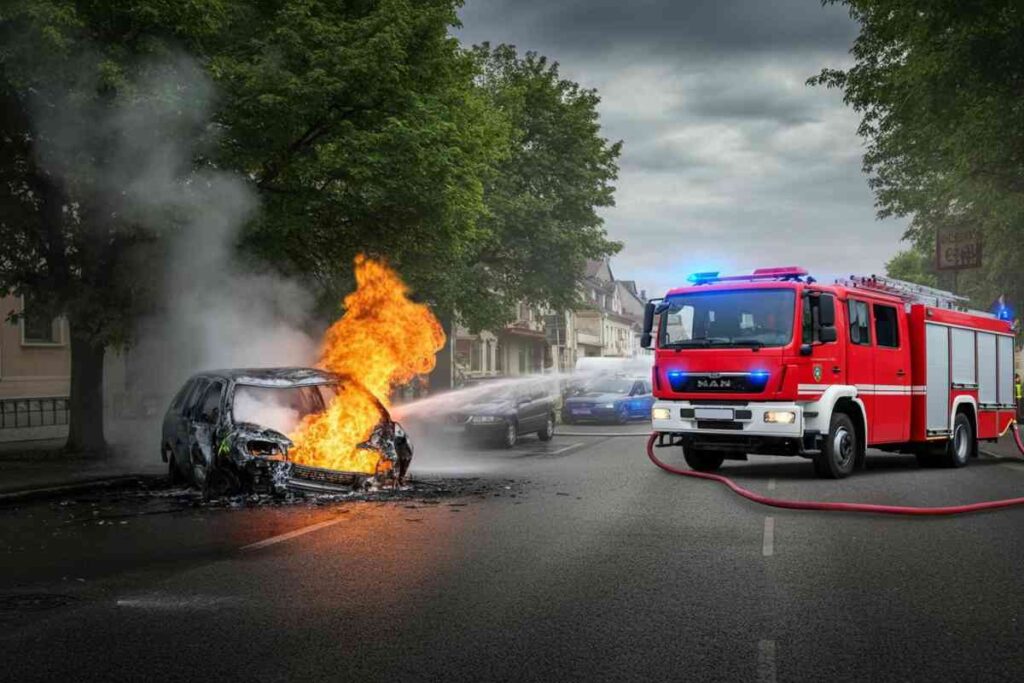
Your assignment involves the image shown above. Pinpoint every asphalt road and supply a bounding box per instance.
[3,424,1024,681]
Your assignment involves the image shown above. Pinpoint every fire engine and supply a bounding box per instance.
[640,267,1017,478]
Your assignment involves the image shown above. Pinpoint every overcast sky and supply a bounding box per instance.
[456,0,907,297]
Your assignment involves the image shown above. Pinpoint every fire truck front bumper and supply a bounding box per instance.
[651,401,818,455]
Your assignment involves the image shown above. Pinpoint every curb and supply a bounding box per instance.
[0,475,158,505]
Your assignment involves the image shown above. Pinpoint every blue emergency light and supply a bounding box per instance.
[687,271,720,284]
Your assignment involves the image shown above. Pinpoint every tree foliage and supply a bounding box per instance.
[0,1,622,451]
[811,0,1024,308]
[884,249,937,288]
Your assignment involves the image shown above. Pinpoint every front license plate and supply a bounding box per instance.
[694,408,734,420]
[572,408,592,415]
[443,425,466,434]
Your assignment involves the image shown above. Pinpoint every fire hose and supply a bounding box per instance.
[646,423,1024,516]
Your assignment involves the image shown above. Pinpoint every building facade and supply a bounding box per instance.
[0,295,71,442]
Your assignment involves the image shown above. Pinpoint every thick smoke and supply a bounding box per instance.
[31,54,318,448]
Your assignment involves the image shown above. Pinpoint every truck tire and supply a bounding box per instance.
[940,412,972,468]
[814,412,857,479]
[683,447,725,472]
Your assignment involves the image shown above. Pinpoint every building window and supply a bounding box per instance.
[21,295,61,345]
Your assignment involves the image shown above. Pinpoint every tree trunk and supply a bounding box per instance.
[66,331,107,455]
[428,312,455,393]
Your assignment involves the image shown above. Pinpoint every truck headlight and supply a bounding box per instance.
[764,410,796,424]
[652,407,671,420]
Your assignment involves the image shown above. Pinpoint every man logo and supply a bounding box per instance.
[696,378,732,389]
[813,365,823,382]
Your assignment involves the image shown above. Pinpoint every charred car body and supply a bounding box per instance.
[161,368,412,496]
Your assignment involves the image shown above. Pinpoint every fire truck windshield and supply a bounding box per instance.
[659,289,796,348]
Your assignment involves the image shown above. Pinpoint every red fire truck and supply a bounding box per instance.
[640,267,1017,478]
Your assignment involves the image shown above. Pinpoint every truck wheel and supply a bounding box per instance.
[940,412,973,468]
[683,447,725,472]
[814,413,857,479]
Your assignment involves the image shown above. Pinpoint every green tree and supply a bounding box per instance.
[811,0,1024,312]
[885,249,937,288]
[463,43,622,329]
[0,0,232,454]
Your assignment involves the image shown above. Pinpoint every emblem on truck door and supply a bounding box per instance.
[813,365,823,382]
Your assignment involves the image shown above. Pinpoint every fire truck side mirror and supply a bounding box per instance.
[641,302,656,349]
[819,326,838,343]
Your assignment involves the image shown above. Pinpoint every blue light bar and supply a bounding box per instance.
[687,271,720,284]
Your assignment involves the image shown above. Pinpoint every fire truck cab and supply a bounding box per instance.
[641,267,1017,478]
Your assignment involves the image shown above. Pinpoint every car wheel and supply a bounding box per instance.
[190,450,209,490]
[683,447,725,472]
[538,414,555,441]
[940,412,972,468]
[814,413,857,479]
[205,466,241,499]
[501,421,518,448]
[166,448,185,485]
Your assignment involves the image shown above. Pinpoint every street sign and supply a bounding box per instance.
[936,227,982,271]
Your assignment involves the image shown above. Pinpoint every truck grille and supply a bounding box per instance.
[667,372,768,394]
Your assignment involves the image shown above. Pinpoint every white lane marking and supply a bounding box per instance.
[117,595,236,610]
[762,517,775,557]
[767,477,776,492]
[757,639,777,683]
[1000,462,1024,473]
[241,516,347,551]
[549,442,585,455]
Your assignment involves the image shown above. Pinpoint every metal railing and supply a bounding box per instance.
[0,396,70,430]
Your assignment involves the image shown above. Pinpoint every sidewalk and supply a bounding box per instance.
[0,447,165,499]
[979,433,1024,460]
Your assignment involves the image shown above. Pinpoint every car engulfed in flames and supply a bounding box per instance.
[161,255,445,496]
[162,368,414,496]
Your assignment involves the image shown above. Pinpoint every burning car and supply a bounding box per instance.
[161,368,413,496]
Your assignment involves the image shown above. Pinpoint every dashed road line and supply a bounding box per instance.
[548,442,585,455]
[241,516,348,551]
[762,517,775,557]
[757,639,777,683]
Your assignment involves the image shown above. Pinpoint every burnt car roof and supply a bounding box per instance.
[192,367,342,387]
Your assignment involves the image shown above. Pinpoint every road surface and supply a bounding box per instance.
[2,424,1024,681]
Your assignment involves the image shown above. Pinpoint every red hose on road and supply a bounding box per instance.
[646,429,1024,516]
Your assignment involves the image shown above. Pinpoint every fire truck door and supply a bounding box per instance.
[871,303,910,442]
[846,299,876,444]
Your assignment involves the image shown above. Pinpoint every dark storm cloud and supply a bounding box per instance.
[456,0,906,297]
[459,0,858,57]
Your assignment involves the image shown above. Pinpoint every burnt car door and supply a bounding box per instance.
[189,380,226,487]
[172,378,207,468]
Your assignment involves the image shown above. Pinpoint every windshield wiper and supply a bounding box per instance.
[725,338,764,349]
[664,337,729,348]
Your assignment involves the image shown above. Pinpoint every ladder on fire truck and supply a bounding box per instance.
[836,274,987,314]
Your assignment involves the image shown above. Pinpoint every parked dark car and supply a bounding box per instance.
[441,382,557,448]
[161,368,412,496]
[561,376,655,424]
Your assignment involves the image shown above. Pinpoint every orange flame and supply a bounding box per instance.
[288,255,446,474]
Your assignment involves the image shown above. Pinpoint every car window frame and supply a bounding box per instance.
[196,380,226,424]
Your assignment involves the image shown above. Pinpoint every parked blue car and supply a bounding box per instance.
[561,376,655,424]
